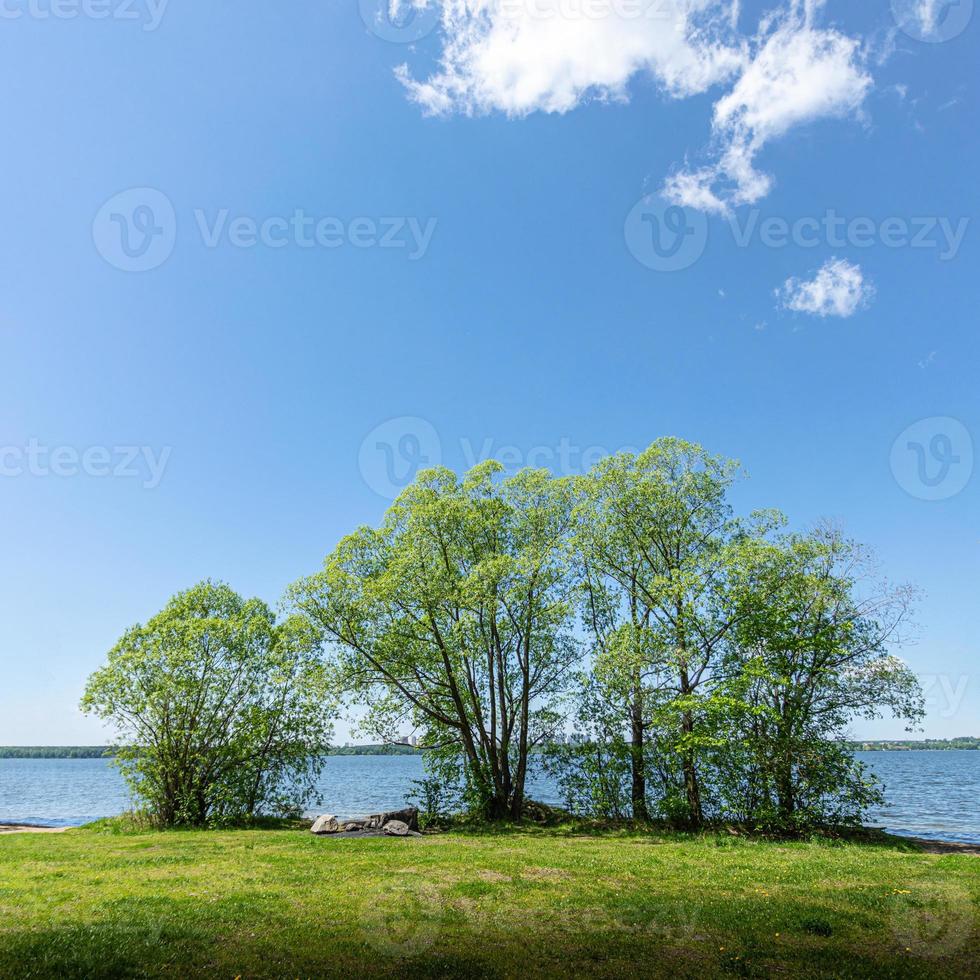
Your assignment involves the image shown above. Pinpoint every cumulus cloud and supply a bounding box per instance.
[396,0,745,116]
[395,0,873,211]
[665,3,872,212]
[777,258,874,318]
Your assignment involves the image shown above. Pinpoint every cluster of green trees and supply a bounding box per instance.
[82,439,924,830]
[82,586,333,827]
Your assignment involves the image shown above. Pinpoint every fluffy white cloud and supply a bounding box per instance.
[664,2,872,212]
[777,258,874,318]
[396,0,745,116]
[395,0,873,211]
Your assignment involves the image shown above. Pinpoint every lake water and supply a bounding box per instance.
[1,751,977,844]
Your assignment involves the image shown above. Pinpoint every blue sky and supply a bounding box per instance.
[0,0,977,743]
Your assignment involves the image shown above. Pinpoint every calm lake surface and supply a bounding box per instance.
[1,751,977,844]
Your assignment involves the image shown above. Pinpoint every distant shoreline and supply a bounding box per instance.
[2,738,977,759]
[0,744,425,759]
[845,738,980,752]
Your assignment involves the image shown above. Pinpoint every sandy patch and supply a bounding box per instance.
[0,824,70,835]
[910,837,980,856]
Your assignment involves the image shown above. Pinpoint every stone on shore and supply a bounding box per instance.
[310,814,339,835]
[371,807,420,832]
[310,805,420,838]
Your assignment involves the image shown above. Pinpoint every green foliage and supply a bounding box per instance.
[80,581,336,827]
[407,772,461,829]
[572,438,766,827]
[290,462,579,821]
[73,437,926,837]
[548,440,924,833]
[717,525,922,831]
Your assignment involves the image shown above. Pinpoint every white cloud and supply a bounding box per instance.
[395,0,873,211]
[664,2,872,212]
[396,0,745,116]
[777,257,874,318]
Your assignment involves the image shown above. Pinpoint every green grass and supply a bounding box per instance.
[0,823,977,978]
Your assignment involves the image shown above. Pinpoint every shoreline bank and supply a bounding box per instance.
[2,819,977,852]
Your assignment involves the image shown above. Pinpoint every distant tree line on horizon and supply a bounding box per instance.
[0,744,425,759]
[845,737,980,752]
[4,738,977,761]
[80,439,929,830]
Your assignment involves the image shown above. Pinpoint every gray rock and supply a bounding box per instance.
[310,814,339,835]
[383,819,410,836]
[369,807,420,832]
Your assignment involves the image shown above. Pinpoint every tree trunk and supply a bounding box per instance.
[629,693,649,822]
[509,650,532,822]
[679,700,703,828]
[681,739,703,829]
[676,608,704,829]
[776,766,795,821]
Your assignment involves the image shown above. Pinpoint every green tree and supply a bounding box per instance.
[575,438,753,827]
[290,462,578,821]
[725,525,924,829]
[81,581,334,827]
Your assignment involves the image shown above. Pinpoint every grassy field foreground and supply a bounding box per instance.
[0,824,977,979]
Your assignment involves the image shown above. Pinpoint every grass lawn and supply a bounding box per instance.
[0,823,977,978]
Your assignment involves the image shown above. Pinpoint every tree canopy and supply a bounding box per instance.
[83,438,925,831]
[290,461,578,820]
[82,581,335,827]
